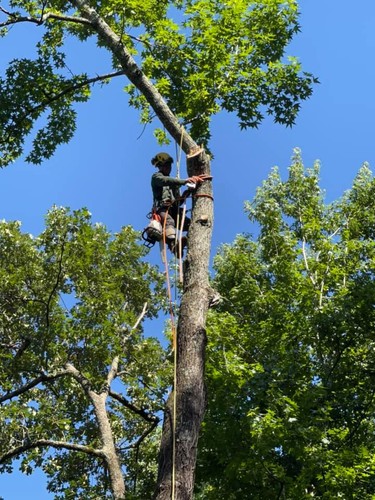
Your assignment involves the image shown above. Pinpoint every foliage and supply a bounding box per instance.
[197,151,375,499]
[0,0,317,165]
[0,207,169,499]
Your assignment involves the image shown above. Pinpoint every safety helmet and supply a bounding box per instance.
[151,152,173,167]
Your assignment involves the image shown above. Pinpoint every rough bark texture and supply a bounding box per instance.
[154,152,213,500]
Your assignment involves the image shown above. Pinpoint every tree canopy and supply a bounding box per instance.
[0,0,317,166]
[0,207,170,499]
[197,152,375,499]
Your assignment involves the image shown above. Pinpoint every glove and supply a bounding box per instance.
[186,174,212,184]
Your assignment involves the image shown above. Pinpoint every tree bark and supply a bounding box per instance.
[154,152,213,500]
[91,392,126,500]
[66,362,126,499]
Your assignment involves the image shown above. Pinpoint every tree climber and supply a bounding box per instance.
[151,152,210,255]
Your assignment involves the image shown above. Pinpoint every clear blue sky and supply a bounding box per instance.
[1,1,375,498]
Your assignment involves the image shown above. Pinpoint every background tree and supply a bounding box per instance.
[0,207,168,499]
[197,151,375,499]
[0,1,316,497]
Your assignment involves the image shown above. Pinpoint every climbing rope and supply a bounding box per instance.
[161,131,211,498]
[175,127,184,180]
[161,208,178,500]
[165,129,188,498]
[178,204,186,283]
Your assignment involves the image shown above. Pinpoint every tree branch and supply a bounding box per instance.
[10,70,126,138]
[127,419,160,495]
[132,302,148,331]
[0,438,104,464]
[109,389,160,423]
[0,6,93,28]
[0,370,70,404]
[107,303,148,386]
[45,236,67,332]
[128,419,159,451]
[107,356,119,387]
[70,0,198,154]
[65,362,92,395]
[301,237,316,286]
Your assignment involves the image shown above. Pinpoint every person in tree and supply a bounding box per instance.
[151,152,210,254]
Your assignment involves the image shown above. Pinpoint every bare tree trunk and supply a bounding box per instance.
[154,153,213,500]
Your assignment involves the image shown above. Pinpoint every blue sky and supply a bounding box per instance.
[1,0,375,498]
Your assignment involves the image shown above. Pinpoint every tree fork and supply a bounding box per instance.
[66,362,127,499]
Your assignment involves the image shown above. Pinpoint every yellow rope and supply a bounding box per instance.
[162,209,177,500]
[175,126,184,180]
[167,129,185,499]
[172,326,177,500]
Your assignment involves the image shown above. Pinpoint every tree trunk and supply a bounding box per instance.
[91,392,126,500]
[68,3,214,497]
[154,153,213,500]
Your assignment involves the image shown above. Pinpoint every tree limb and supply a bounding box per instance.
[0,370,70,404]
[45,235,67,332]
[107,303,148,386]
[10,70,126,139]
[0,6,93,28]
[127,419,160,495]
[0,438,104,464]
[70,0,198,154]
[126,419,159,451]
[108,389,159,423]
[132,302,148,331]
[65,362,92,395]
[107,356,119,387]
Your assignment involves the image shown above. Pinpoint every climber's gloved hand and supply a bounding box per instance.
[186,174,212,184]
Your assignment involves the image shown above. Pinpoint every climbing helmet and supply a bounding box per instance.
[151,152,173,167]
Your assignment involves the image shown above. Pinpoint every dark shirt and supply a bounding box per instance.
[151,172,185,208]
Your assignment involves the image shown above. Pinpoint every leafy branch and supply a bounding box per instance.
[10,69,126,132]
[0,370,70,404]
[0,438,104,464]
[0,6,92,28]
